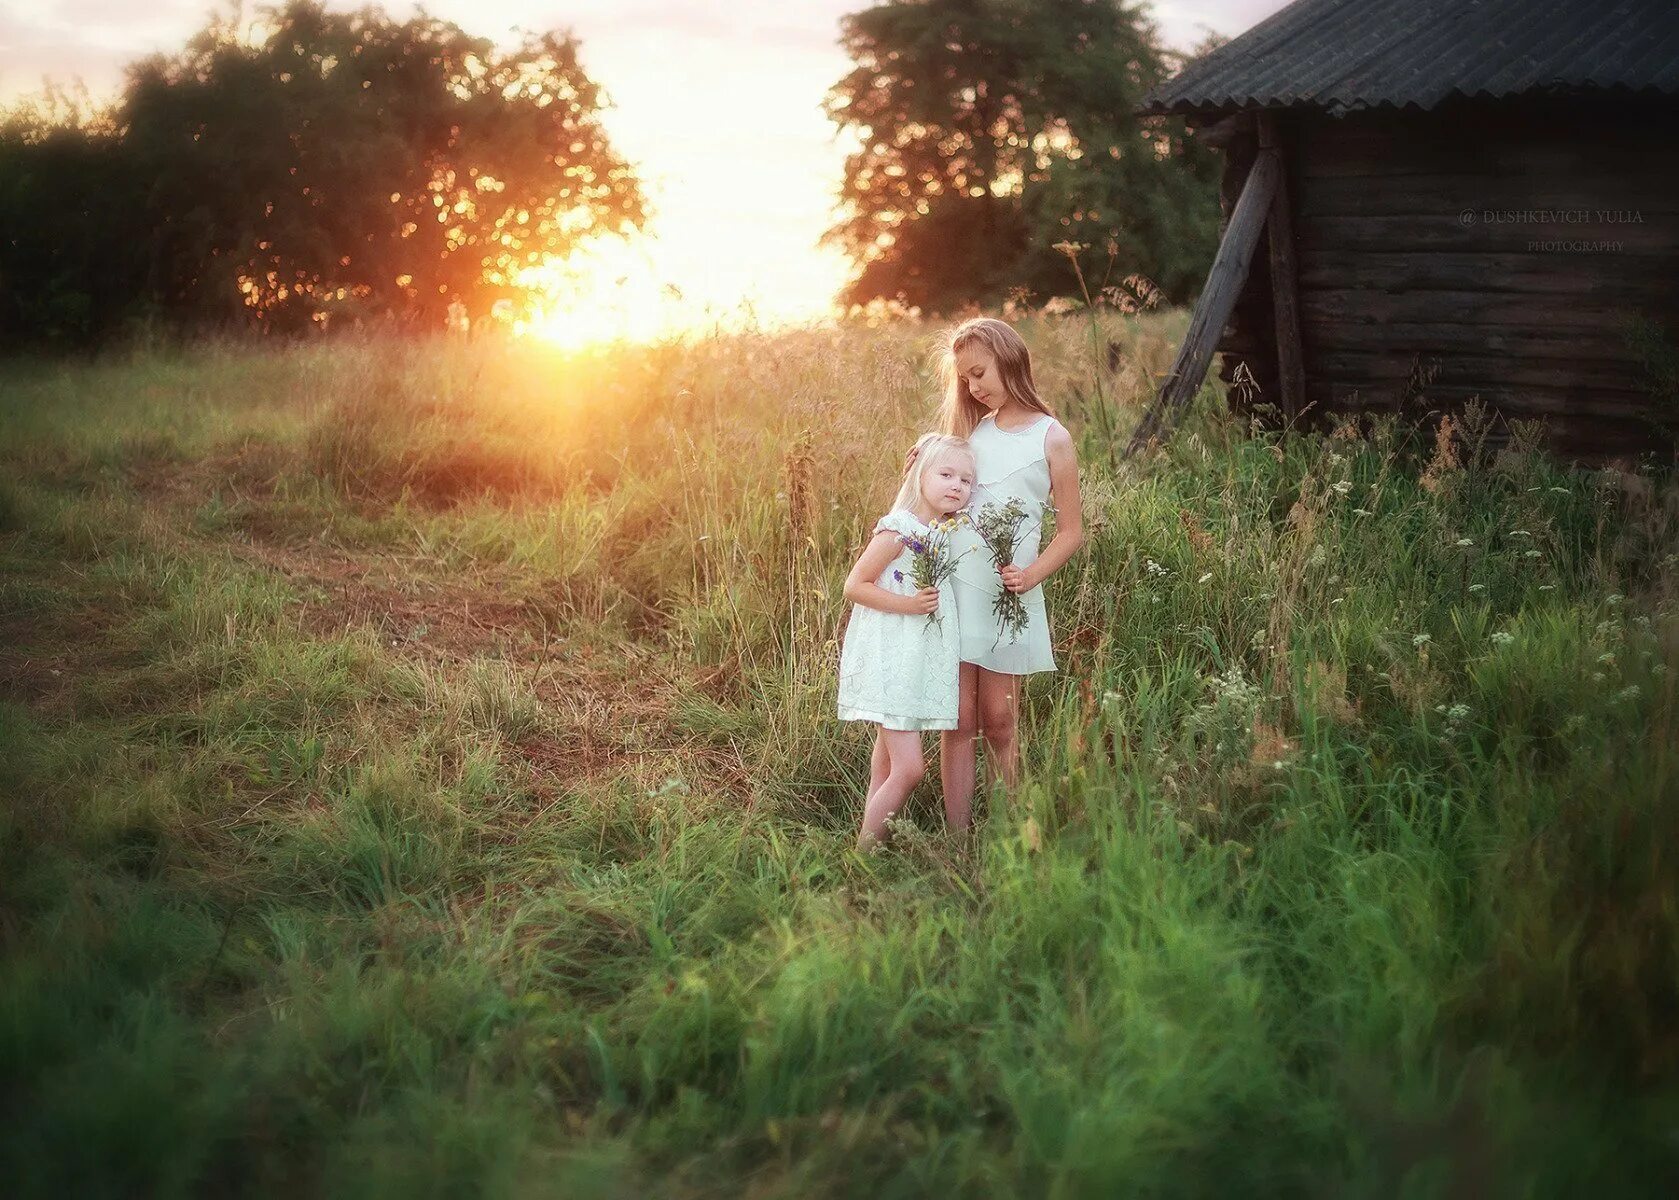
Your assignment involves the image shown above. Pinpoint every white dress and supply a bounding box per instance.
[949,412,1060,675]
[836,509,963,731]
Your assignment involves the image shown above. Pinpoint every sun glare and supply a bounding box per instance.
[509,232,825,349]
[510,235,689,348]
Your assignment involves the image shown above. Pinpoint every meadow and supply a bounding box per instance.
[2,313,1677,1197]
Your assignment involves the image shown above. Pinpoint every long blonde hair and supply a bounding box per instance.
[935,317,1054,437]
[891,432,974,514]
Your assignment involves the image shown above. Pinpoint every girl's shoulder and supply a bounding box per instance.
[872,508,926,539]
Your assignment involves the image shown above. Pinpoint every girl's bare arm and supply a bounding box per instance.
[844,530,939,615]
[1006,424,1085,592]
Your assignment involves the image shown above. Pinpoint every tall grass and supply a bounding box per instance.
[1,316,1676,1196]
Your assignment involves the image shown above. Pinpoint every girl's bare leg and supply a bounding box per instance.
[857,729,926,850]
[939,662,979,831]
[861,729,892,812]
[976,668,1022,794]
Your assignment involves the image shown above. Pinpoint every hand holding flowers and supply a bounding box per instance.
[893,513,968,626]
[973,498,1042,646]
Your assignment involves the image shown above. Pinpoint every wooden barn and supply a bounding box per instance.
[1132,0,1679,462]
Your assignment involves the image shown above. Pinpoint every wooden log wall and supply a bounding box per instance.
[1216,94,1679,460]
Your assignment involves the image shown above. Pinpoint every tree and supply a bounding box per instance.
[0,88,151,344]
[124,0,646,332]
[824,0,1221,314]
[0,0,645,344]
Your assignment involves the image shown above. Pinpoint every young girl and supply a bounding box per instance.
[838,433,977,850]
[928,317,1085,828]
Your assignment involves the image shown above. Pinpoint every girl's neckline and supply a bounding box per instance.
[984,411,1052,436]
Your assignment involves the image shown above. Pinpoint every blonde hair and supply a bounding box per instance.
[892,432,974,514]
[935,316,1054,437]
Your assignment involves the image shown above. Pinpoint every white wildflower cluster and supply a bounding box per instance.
[1434,701,1472,742]
[1584,614,1625,681]
[1412,633,1432,647]
[1190,664,1264,765]
[1490,631,1514,647]
[1454,537,1474,548]
[1332,480,1353,495]
[1138,556,1175,605]
[1580,608,1661,698]
[1205,664,1263,707]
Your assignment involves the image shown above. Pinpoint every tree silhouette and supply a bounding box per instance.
[0,0,644,344]
[825,0,1220,314]
[0,89,148,344]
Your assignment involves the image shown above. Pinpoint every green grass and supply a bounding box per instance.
[1,317,1676,1197]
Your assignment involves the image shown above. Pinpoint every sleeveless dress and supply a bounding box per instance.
[949,412,1060,675]
[836,509,963,731]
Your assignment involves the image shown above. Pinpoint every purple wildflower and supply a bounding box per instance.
[893,570,904,583]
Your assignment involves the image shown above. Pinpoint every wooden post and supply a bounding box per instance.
[1125,146,1282,456]
[1259,113,1305,423]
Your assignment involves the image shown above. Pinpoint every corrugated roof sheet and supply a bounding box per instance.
[1141,0,1679,115]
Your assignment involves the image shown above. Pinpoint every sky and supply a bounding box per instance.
[1,0,1289,337]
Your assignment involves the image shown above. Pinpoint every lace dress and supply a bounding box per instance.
[836,509,963,731]
[948,412,1060,675]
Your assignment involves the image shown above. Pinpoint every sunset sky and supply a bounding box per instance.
[1,0,1287,338]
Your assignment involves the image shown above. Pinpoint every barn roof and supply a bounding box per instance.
[1141,0,1679,116]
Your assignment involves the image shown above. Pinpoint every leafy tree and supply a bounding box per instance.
[0,88,151,344]
[125,0,645,333]
[0,0,644,344]
[824,0,1221,314]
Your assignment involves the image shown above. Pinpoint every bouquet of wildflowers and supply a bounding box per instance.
[973,498,1038,646]
[892,514,968,627]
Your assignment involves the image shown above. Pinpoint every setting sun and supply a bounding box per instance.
[505,222,856,347]
[509,236,689,348]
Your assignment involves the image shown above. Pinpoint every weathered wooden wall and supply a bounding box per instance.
[1215,95,1679,460]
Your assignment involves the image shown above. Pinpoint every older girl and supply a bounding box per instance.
[931,317,1084,827]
